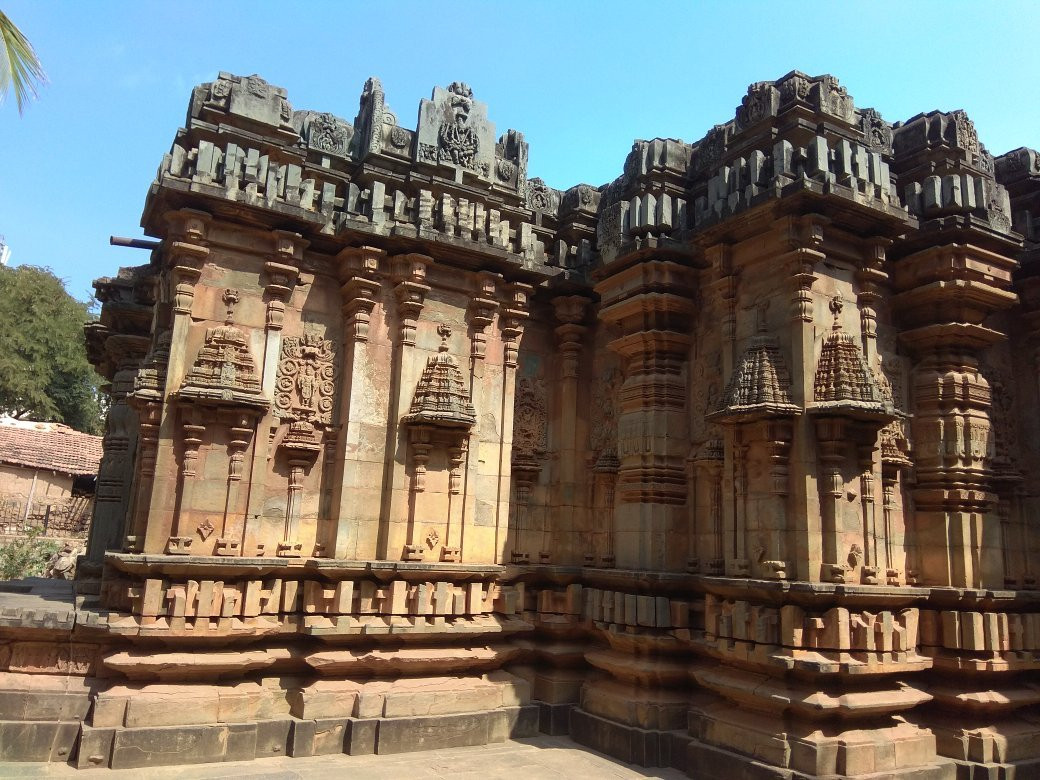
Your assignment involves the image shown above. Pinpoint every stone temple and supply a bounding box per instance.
[4,70,1040,777]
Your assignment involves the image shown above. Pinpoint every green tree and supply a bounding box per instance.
[0,265,102,434]
[0,10,45,114]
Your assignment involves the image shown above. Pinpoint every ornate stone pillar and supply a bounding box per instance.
[706,245,736,379]
[326,246,385,559]
[856,239,888,365]
[124,330,171,552]
[167,417,206,553]
[389,254,434,561]
[467,272,499,361]
[276,422,320,557]
[692,443,724,574]
[465,272,500,560]
[216,415,252,556]
[242,232,302,555]
[492,282,531,563]
[86,334,148,564]
[595,259,695,571]
[392,253,431,346]
[893,243,1017,588]
[777,216,824,583]
[444,434,467,561]
[547,294,590,564]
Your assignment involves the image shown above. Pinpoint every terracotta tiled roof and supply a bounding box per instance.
[0,419,103,476]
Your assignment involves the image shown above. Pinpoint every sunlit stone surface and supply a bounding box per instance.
[3,71,1040,778]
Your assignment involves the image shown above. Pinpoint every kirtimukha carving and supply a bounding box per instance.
[438,81,479,168]
[9,70,1034,780]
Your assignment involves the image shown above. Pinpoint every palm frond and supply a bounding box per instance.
[0,11,46,114]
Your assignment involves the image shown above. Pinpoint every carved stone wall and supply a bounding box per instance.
[1,70,1032,777]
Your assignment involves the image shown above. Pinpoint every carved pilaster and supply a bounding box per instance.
[552,295,588,368]
[856,239,889,364]
[500,281,532,368]
[894,242,1017,588]
[165,209,211,317]
[448,437,467,495]
[692,443,724,575]
[167,418,205,555]
[318,246,386,560]
[391,253,432,346]
[492,281,532,563]
[467,273,499,360]
[264,230,305,330]
[215,415,252,557]
[338,246,385,342]
[597,259,695,571]
[180,422,203,476]
[857,437,879,584]
[510,463,539,565]
[262,263,296,331]
[276,418,321,556]
[87,334,149,563]
[815,417,847,583]
[547,294,590,564]
[706,245,737,374]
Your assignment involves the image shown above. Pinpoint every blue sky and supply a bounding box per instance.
[1,0,1038,302]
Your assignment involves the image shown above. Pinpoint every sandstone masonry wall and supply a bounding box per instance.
[5,70,1038,777]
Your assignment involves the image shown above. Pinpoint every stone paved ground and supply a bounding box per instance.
[0,736,686,779]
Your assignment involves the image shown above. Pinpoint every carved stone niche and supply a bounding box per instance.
[809,297,894,584]
[511,376,547,564]
[707,326,800,580]
[169,296,269,555]
[272,325,336,557]
[400,325,476,562]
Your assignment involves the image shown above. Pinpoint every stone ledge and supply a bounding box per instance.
[569,706,688,770]
[61,705,539,769]
[537,701,574,736]
[105,553,504,582]
[0,719,80,762]
[685,737,957,780]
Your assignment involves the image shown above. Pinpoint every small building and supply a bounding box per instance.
[0,417,102,537]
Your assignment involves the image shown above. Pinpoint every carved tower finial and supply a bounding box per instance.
[222,288,240,324]
[829,294,844,325]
